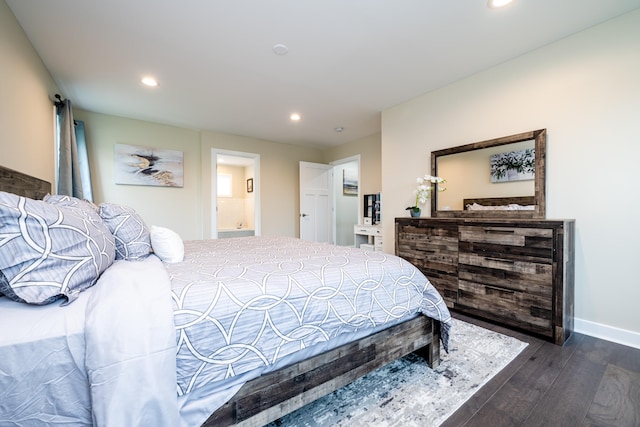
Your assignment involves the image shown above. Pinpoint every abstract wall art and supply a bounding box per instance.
[114,143,184,187]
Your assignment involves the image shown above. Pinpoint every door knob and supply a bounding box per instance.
[300,213,308,217]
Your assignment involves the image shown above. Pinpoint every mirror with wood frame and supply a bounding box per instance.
[430,129,546,219]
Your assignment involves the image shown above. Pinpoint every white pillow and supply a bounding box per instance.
[150,226,184,263]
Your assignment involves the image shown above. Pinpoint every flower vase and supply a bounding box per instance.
[410,208,421,218]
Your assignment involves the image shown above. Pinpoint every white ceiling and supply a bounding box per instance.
[8,0,640,148]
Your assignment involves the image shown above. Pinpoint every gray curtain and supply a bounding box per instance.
[74,120,93,201]
[56,98,92,200]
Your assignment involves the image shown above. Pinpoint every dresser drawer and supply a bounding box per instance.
[459,225,554,263]
[458,253,553,297]
[459,225,553,246]
[458,279,553,337]
[396,222,459,307]
[354,225,382,236]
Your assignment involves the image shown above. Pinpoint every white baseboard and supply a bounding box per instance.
[574,317,640,350]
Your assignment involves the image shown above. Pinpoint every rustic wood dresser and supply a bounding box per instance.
[396,217,574,345]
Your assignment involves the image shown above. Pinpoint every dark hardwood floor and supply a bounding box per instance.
[443,312,640,427]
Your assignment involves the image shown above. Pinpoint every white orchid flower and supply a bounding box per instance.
[408,174,446,209]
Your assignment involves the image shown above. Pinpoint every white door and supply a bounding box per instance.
[299,162,333,242]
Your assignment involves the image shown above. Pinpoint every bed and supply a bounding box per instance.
[464,196,535,211]
[0,165,451,427]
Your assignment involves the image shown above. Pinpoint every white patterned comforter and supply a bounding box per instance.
[167,236,451,398]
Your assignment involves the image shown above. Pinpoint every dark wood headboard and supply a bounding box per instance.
[0,165,51,200]
[463,196,535,209]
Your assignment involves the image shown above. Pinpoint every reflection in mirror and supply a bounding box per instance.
[437,140,534,211]
[431,129,546,219]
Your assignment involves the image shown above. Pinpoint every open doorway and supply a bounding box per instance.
[331,155,360,246]
[211,149,261,239]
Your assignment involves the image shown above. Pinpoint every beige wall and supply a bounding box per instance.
[1,0,382,245]
[67,112,379,243]
[323,133,382,197]
[0,1,58,184]
[382,10,640,345]
[74,110,202,240]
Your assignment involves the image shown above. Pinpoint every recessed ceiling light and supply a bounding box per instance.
[488,0,513,8]
[141,76,158,87]
[273,44,289,55]
[290,113,301,121]
[334,127,344,132]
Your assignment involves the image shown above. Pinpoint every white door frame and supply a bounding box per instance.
[211,148,261,239]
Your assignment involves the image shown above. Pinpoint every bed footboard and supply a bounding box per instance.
[203,315,440,427]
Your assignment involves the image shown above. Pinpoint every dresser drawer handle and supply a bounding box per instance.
[485,229,515,234]
[485,257,514,264]
[485,285,515,294]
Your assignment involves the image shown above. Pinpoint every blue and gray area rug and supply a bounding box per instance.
[269,318,527,427]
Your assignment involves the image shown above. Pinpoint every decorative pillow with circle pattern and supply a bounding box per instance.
[0,268,29,304]
[98,203,151,261]
[44,193,99,213]
[0,191,116,305]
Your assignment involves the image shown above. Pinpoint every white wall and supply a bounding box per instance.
[381,10,640,346]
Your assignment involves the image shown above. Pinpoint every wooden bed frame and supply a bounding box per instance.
[204,316,439,426]
[0,164,442,427]
[0,165,51,199]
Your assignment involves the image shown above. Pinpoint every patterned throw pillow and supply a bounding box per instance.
[44,194,99,212]
[0,191,116,305]
[0,268,35,304]
[98,203,151,261]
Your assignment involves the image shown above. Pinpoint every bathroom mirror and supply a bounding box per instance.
[430,129,546,218]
